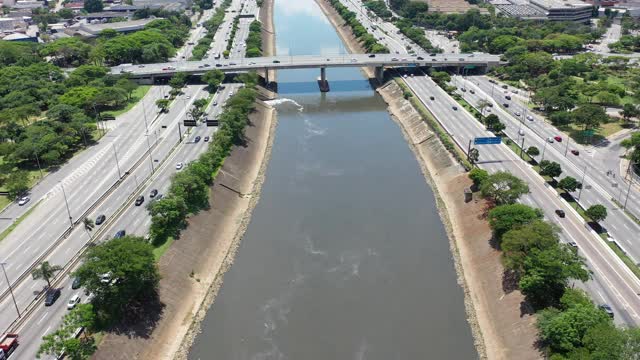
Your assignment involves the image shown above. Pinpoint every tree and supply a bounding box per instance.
[155,99,170,113]
[488,204,543,241]
[558,176,581,193]
[572,104,609,132]
[620,103,640,123]
[37,304,97,359]
[168,72,188,90]
[468,168,488,189]
[83,217,95,239]
[480,171,530,205]
[484,114,501,129]
[84,0,104,13]
[585,204,608,223]
[115,78,138,100]
[527,146,540,157]
[477,99,491,116]
[32,261,63,288]
[5,170,30,198]
[73,236,159,322]
[537,302,611,353]
[501,220,560,272]
[202,69,225,91]
[148,195,188,244]
[540,160,563,179]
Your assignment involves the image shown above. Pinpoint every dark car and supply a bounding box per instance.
[469,89,475,94]
[150,189,158,198]
[599,304,614,318]
[429,96,435,100]
[135,196,144,206]
[273,60,280,63]
[452,106,458,111]
[215,64,222,67]
[505,95,511,100]
[194,136,201,143]
[571,149,580,156]
[72,277,81,289]
[555,209,566,218]
[114,230,126,239]
[502,85,508,89]
[416,56,424,60]
[368,54,376,58]
[503,103,509,108]
[44,288,61,306]
[554,136,562,142]
[204,136,210,142]
[95,214,106,225]
[429,53,436,57]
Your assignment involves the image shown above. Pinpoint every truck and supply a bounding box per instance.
[0,333,18,359]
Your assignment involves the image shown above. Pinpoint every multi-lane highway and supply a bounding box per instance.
[403,74,640,326]
[458,75,640,264]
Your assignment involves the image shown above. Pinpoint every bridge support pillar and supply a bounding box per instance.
[374,66,384,83]
[318,67,330,92]
[264,68,270,85]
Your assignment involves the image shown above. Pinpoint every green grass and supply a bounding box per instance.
[153,236,175,261]
[561,120,625,144]
[0,156,49,193]
[102,86,151,118]
[607,241,640,279]
[0,196,10,211]
[0,199,41,243]
[504,138,534,163]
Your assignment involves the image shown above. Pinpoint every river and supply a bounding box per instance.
[188,0,477,358]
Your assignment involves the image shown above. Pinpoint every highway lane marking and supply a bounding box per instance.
[37,312,49,325]
[43,325,52,335]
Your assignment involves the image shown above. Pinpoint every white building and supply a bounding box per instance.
[529,0,593,22]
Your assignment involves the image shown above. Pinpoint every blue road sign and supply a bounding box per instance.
[474,136,502,145]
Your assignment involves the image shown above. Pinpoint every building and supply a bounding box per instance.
[65,17,158,37]
[529,0,593,22]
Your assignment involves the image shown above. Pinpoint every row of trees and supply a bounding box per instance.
[470,168,635,357]
[363,0,392,20]
[245,20,263,58]
[326,0,390,53]
[190,0,232,60]
[394,18,439,53]
[148,73,259,246]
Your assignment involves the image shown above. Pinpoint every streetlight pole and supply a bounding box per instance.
[0,263,20,318]
[34,151,43,179]
[540,140,549,163]
[578,164,588,201]
[112,144,122,179]
[60,182,73,227]
[145,133,155,173]
[564,137,571,157]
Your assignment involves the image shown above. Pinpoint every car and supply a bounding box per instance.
[555,209,566,218]
[215,64,222,67]
[429,53,436,57]
[194,136,201,143]
[571,149,580,156]
[554,136,562,142]
[100,272,117,285]
[204,136,210,142]
[71,277,81,290]
[204,64,211,68]
[150,189,158,198]
[403,74,408,78]
[469,89,475,94]
[229,62,237,65]
[176,162,184,170]
[17,196,29,206]
[138,65,145,68]
[547,137,555,143]
[273,60,280,63]
[599,304,614,318]
[186,95,191,99]
[526,115,534,121]
[568,241,578,248]
[452,106,458,111]
[503,103,509,108]
[44,288,61,306]
[513,90,519,94]
[460,88,466,92]
[502,85,508,89]
[429,96,435,100]
[401,58,408,61]
[505,95,511,100]
[95,214,106,225]
[515,112,521,117]
[198,65,204,69]
[114,230,126,239]
[212,101,218,106]
[391,57,399,61]
[67,294,81,310]
[458,58,465,61]
[518,129,525,136]
[135,196,144,206]
[155,194,164,201]
[416,56,424,60]
[350,58,357,63]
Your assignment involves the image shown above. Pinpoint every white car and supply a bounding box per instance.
[17,196,30,206]
[176,162,184,170]
[518,129,525,136]
[526,115,534,121]
[67,294,81,310]
[350,58,357,63]
[547,137,555,143]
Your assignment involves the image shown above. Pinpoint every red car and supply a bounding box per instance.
[554,136,562,142]
[571,149,580,156]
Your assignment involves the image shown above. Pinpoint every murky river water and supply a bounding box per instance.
[189,0,477,358]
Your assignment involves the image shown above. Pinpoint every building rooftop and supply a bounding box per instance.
[530,0,592,10]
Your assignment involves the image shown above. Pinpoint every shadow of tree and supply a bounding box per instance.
[502,269,520,294]
[107,293,165,340]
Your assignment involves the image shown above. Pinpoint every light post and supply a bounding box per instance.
[112,144,122,179]
[59,182,73,227]
[577,164,588,201]
[34,150,44,179]
[145,133,155,173]
[0,263,20,318]
[540,140,549,163]
[624,176,633,210]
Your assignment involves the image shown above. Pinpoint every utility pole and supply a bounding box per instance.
[624,178,633,210]
[112,144,122,179]
[520,136,525,159]
[34,151,43,179]
[540,140,549,163]
[145,133,155,173]
[578,164,588,201]
[564,137,571,157]
[0,263,20,318]
[60,182,73,227]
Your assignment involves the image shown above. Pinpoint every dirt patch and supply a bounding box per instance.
[92,100,277,360]
[378,81,541,360]
[315,0,375,79]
